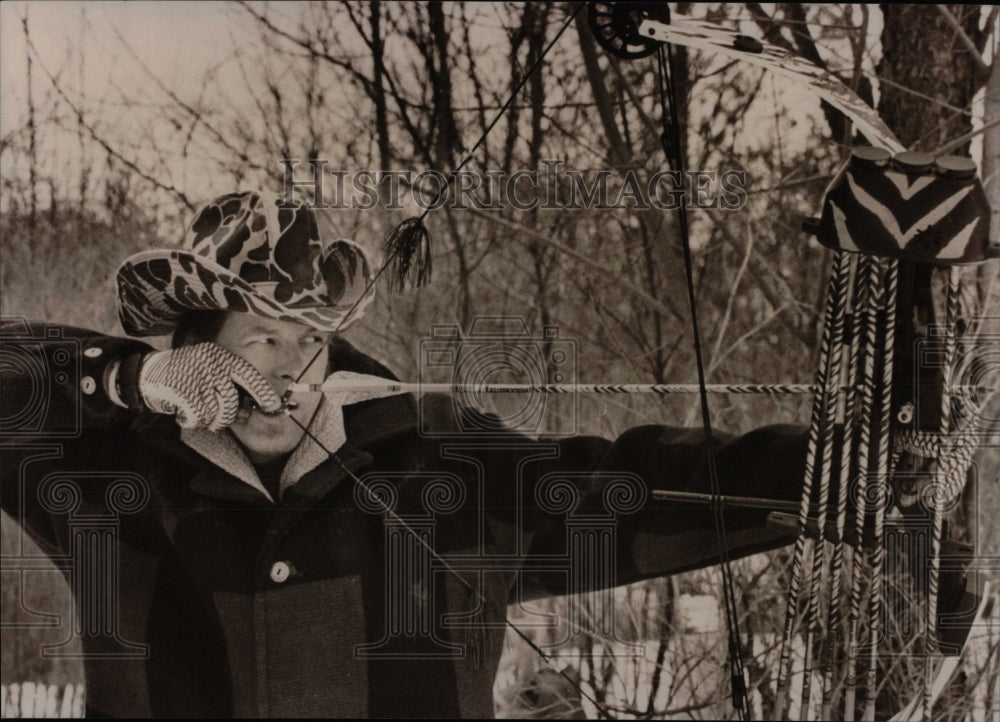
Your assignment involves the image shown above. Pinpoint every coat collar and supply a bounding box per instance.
[183,440,374,509]
[179,395,346,503]
[132,382,418,504]
[131,339,420,503]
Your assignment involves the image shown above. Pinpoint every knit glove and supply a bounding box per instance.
[131,343,282,431]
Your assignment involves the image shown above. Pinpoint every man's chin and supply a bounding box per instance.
[230,412,304,462]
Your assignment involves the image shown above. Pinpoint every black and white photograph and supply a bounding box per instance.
[1,3,998,719]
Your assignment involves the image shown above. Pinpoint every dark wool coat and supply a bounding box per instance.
[0,322,808,718]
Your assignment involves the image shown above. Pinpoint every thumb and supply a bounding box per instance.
[174,402,199,429]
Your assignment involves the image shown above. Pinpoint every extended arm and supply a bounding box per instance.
[516,423,809,598]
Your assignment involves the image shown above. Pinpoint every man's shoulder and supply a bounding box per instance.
[342,391,464,447]
[332,340,476,444]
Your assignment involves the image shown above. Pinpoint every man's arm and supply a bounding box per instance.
[1,319,283,539]
[0,320,154,552]
[0,319,154,437]
[517,423,809,598]
[597,424,808,583]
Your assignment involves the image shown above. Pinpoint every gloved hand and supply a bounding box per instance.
[131,343,282,431]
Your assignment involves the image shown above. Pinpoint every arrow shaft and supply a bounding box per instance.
[289,381,821,395]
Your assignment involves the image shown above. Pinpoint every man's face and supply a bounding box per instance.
[213,312,330,464]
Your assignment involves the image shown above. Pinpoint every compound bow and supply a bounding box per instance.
[291,4,996,719]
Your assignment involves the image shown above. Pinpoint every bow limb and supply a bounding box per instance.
[636,16,904,153]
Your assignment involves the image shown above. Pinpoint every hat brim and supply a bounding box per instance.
[116,249,374,337]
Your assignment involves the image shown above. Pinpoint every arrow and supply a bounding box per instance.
[289,378,821,395]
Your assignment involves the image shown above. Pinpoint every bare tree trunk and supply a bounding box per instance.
[23,13,38,247]
[427,1,459,168]
[77,5,89,215]
[877,3,991,430]
[876,5,996,718]
[980,36,1000,311]
[878,5,989,153]
[525,1,553,338]
[969,9,1000,586]
[370,0,391,176]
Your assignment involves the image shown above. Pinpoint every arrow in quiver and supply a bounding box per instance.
[773,142,993,720]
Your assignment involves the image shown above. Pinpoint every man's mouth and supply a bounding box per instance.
[236,396,299,423]
[256,401,298,417]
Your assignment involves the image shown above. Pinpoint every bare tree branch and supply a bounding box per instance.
[745,3,796,53]
[934,4,991,75]
[21,16,194,209]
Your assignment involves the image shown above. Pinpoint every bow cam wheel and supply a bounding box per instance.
[588,2,670,60]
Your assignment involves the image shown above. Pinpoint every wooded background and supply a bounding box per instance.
[2,3,998,718]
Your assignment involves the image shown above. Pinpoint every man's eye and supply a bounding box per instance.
[248,337,275,346]
[303,335,327,346]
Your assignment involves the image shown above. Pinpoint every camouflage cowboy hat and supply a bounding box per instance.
[116,191,376,337]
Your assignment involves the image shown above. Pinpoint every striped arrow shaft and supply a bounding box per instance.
[289,381,821,395]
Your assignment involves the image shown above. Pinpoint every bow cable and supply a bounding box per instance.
[654,37,752,721]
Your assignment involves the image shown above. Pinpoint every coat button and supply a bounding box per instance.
[270,561,291,583]
[81,376,96,395]
[84,347,103,358]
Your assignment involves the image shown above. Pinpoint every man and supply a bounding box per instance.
[1,191,809,717]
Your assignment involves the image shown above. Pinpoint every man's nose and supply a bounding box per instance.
[273,343,309,384]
